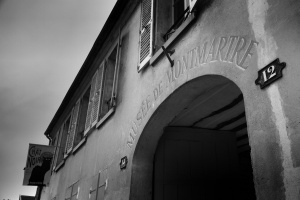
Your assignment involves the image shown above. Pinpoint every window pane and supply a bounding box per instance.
[74,87,90,146]
[57,117,70,163]
[174,0,185,22]
[100,46,117,118]
[52,132,60,169]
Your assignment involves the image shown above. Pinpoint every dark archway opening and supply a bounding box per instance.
[130,75,256,200]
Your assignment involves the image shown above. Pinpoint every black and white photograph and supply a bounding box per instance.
[1,0,300,199]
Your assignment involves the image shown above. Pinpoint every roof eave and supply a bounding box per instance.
[44,0,131,138]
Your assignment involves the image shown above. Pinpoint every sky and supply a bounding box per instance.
[0,0,117,199]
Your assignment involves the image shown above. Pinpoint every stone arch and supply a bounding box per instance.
[129,74,253,199]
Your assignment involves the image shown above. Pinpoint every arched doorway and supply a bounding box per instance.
[130,75,256,200]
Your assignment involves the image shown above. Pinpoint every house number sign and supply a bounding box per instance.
[120,156,128,170]
[255,58,286,89]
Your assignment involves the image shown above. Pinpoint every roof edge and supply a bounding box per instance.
[44,0,130,138]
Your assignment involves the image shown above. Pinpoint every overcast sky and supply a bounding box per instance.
[0,0,117,199]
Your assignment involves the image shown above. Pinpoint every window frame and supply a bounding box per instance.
[98,41,120,123]
[51,129,61,172]
[138,0,199,70]
[65,101,80,156]
[53,113,72,172]
[88,170,108,200]
[65,181,79,200]
[84,39,121,134]
[72,85,91,151]
[51,34,122,170]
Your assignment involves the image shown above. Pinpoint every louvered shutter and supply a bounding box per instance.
[58,124,68,162]
[64,115,72,155]
[138,0,153,71]
[52,129,61,170]
[84,71,98,134]
[66,100,80,154]
[91,65,104,126]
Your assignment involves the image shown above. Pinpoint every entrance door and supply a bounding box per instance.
[153,127,239,200]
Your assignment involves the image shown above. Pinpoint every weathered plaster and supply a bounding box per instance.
[248,0,300,199]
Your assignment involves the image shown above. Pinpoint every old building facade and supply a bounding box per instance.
[39,0,300,199]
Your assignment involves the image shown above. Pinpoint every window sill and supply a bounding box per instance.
[54,160,65,172]
[72,137,86,154]
[150,12,196,66]
[96,107,115,129]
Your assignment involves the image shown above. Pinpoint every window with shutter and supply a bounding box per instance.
[74,87,91,147]
[65,100,80,154]
[91,64,104,127]
[55,116,70,164]
[163,0,192,40]
[56,117,70,165]
[99,46,118,119]
[138,0,154,71]
[81,38,121,135]
[52,129,61,170]
[63,116,72,156]
[84,71,98,134]
[153,0,200,54]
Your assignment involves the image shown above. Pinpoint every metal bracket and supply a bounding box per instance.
[161,46,175,67]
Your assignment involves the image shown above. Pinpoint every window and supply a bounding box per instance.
[51,38,121,167]
[51,131,60,171]
[165,0,191,40]
[138,0,199,71]
[84,43,120,134]
[65,102,80,155]
[100,46,118,118]
[73,87,91,147]
[65,182,79,200]
[51,116,70,171]
[58,116,71,162]
[89,170,108,200]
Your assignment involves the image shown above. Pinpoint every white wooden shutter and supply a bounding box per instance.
[138,0,153,71]
[84,71,98,134]
[66,100,80,154]
[64,115,72,155]
[52,129,61,170]
[91,65,104,126]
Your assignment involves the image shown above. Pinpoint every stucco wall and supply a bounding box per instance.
[41,0,300,199]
